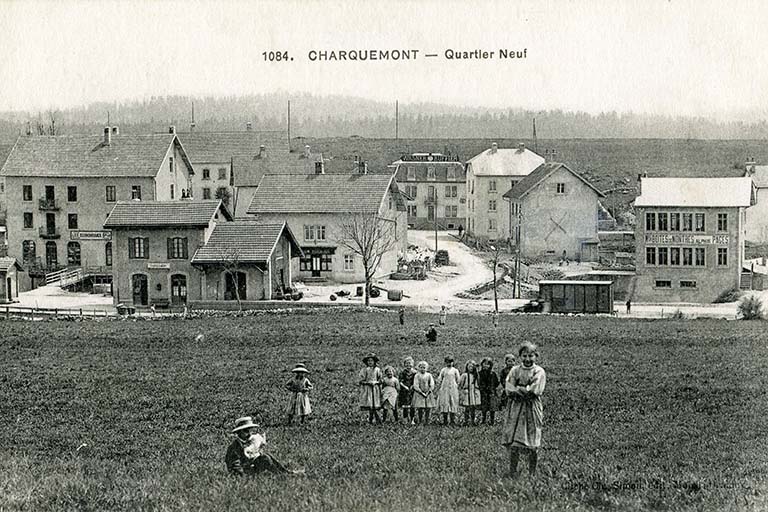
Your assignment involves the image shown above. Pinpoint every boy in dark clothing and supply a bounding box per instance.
[478,357,500,424]
[425,323,438,343]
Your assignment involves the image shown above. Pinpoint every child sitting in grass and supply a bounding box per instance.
[502,342,546,477]
[358,353,383,424]
[478,357,499,425]
[225,417,302,476]
[381,365,401,422]
[398,356,417,424]
[285,363,313,425]
[411,361,436,424]
[459,359,481,425]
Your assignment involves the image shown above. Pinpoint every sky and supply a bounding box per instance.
[1,0,768,118]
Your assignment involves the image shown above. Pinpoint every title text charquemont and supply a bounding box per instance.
[307,48,527,61]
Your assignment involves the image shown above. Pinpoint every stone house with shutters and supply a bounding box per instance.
[245,173,407,283]
[389,153,466,230]
[0,127,195,291]
[105,200,302,307]
[465,142,544,240]
[503,162,605,261]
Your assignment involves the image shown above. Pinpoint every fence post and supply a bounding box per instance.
[5,306,8,321]
[80,308,83,319]
[54,308,58,318]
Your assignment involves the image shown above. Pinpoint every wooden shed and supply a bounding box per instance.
[0,257,22,304]
[538,280,614,314]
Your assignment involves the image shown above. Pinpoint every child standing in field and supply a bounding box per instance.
[359,353,383,424]
[497,353,516,411]
[436,355,461,426]
[439,305,448,326]
[411,361,436,424]
[381,366,401,422]
[285,363,313,425]
[478,357,499,425]
[459,359,481,425]
[398,356,417,424]
[502,342,546,477]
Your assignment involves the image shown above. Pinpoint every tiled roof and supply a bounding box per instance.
[0,257,22,272]
[503,162,606,200]
[232,152,313,187]
[104,200,230,228]
[747,165,768,188]
[0,141,15,170]
[191,220,302,264]
[393,160,466,182]
[466,145,544,177]
[0,134,179,177]
[177,131,289,163]
[246,173,395,214]
[634,177,755,207]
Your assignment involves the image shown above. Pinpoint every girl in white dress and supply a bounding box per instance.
[381,365,401,422]
[436,355,461,425]
[411,361,436,424]
[459,359,481,426]
[285,363,313,425]
[358,353,383,424]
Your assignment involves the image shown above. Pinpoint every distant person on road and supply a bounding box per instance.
[411,360,436,424]
[358,353,383,425]
[478,357,500,425]
[285,363,313,425]
[502,342,546,478]
[225,417,301,476]
[439,305,448,326]
[458,224,464,238]
[398,306,405,326]
[626,299,632,315]
[436,355,461,426]
[398,356,417,424]
[425,323,438,343]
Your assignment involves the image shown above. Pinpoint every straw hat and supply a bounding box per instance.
[232,416,259,433]
[291,363,310,374]
[362,352,379,364]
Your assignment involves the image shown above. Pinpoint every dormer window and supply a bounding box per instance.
[427,167,436,181]
[406,166,416,181]
[447,167,456,181]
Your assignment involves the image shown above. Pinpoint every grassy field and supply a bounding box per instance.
[2,310,767,511]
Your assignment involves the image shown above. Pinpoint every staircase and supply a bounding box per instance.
[45,267,84,288]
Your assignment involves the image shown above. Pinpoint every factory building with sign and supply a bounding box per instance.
[633,177,755,303]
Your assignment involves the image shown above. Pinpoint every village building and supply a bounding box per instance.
[245,173,407,283]
[389,153,466,230]
[633,177,755,303]
[105,199,302,307]
[502,162,605,261]
[0,128,194,291]
[743,162,768,242]
[465,142,544,240]
[0,257,22,303]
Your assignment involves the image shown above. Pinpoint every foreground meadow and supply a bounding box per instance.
[1,311,767,511]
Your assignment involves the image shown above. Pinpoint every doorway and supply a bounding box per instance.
[428,205,435,221]
[45,241,57,269]
[224,271,247,301]
[311,255,321,277]
[45,213,56,236]
[131,274,148,306]
[171,274,187,306]
[6,277,11,301]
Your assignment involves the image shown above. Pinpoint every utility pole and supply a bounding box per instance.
[395,100,399,140]
[514,207,522,298]
[434,190,438,252]
[287,100,291,152]
[533,118,538,154]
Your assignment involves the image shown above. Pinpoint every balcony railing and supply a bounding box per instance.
[38,227,61,239]
[38,198,59,210]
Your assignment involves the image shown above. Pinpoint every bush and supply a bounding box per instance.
[540,269,566,281]
[738,295,764,320]
[713,287,742,303]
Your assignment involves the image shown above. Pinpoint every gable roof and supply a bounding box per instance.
[503,162,606,200]
[393,160,466,182]
[0,134,185,178]
[104,200,231,228]
[466,145,544,177]
[176,131,288,163]
[746,165,768,188]
[191,220,303,264]
[232,152,315,187]
[634,177,755,207]
[246,173,397,214]
[0,257,22,272]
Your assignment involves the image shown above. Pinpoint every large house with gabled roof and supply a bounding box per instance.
[105,199,302,307]
[245,173,407,283]
[0,127,195,290]
[503,162,605,261]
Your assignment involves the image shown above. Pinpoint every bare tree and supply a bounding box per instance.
[215,186,232,208]
[478,237,506,314]
[338,212,399,306]
[35,111,60,136]
[215,246,244,311]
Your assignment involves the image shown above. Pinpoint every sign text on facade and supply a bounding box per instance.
[644,234,729,245]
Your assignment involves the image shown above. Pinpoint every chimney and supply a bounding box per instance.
[358,161,368,174]
[190,122,196,132]
[111,126,119,135]
[304,145,311,158]
[258,145,266,158]
[246,122,253,131]
[746,157,757,175]
[169,125,176,134]
[490,142,498,154]
[518,142,525,152]
[103,126,111,145]
[315,161,324,175]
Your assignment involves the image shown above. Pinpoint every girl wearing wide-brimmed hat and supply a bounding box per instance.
[225,416,301,476]
[358,353,383,424]
[286,363,313,425]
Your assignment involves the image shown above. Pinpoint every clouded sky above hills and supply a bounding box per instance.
[1,0,767,119]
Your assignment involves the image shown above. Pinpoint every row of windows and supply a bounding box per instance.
[405,205,459,218]
[22,185,142,202]
[645,212,727,232]
[22,212,80,230]
[468,199,498,213]
[645,246,728,266]
[404,185,460,200]
[201,168,228,181]
[128,237,189,260]
[405,166,458,182]
[304,225,326,241]
[298,254,357,272]
[655,280,698,289]
[21,240,111,267]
